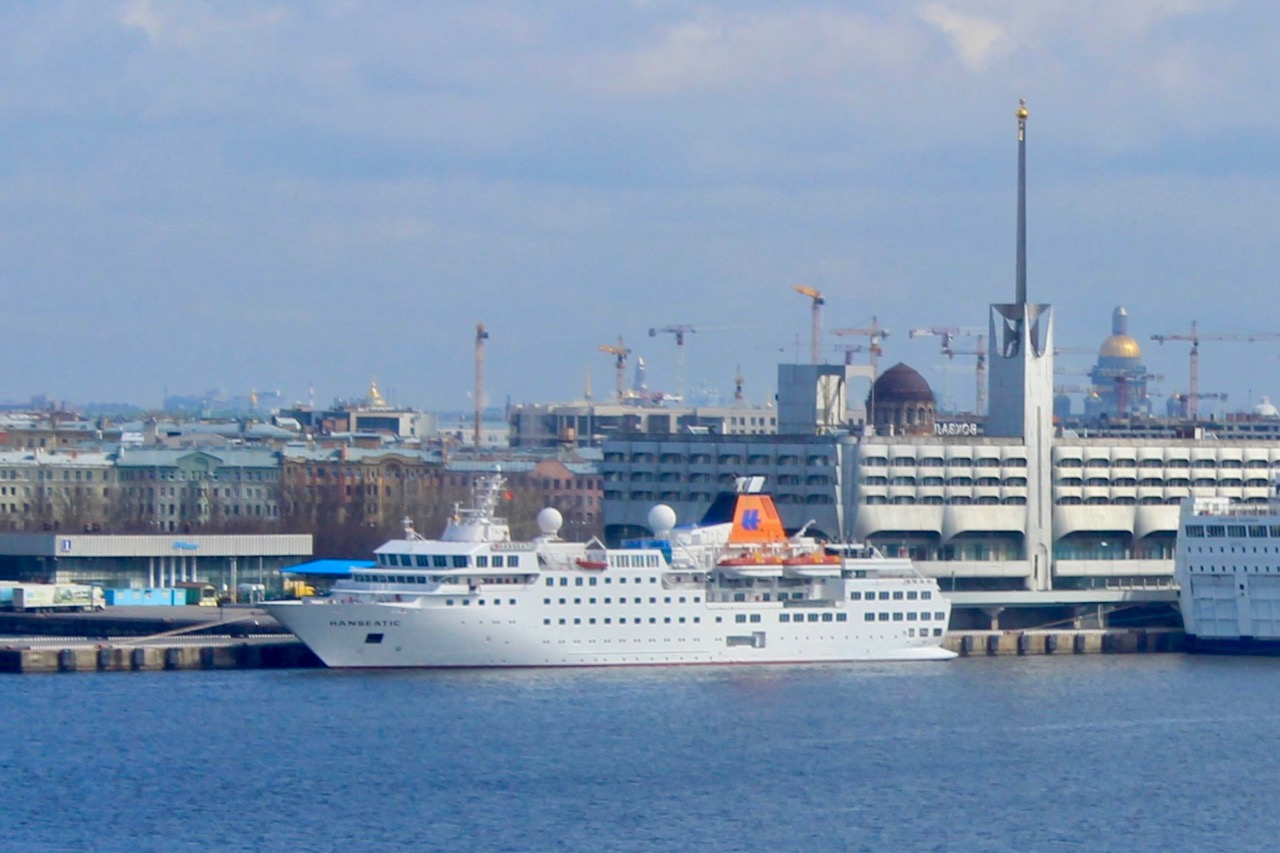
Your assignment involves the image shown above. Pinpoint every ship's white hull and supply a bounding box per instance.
[1175,495,1280,653]
[266,598,955,668]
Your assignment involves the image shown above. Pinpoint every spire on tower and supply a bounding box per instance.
[1015,98,1029,305]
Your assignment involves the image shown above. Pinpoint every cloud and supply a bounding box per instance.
[118,0,285,50]
[593,8,922,97]
[917,4,1009,71]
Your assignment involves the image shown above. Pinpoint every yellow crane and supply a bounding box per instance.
[599,337,632,403]
[793,285,825,364]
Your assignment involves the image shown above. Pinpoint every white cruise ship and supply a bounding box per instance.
[264,475,955,668]
[1175,493,1280,653]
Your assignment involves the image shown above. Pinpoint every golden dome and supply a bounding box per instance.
[1099,334,1141,359]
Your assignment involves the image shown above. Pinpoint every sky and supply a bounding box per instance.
[4,1,1280,416]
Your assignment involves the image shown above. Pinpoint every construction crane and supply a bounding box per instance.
[1095,367,1162,417]
[833,317,889,375]
[599,337,632,403]
[793,285,825,364]
[649,324,697,400]
[1055,363,1163,417]
[649,323,757,401]
[1151,321,1280,419]
[832,343,867,365]
[910,326,986,415]
[1168,391,1227,419]
[474,323,489,447]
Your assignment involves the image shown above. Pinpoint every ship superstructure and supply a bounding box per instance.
[1175,491,1280,652]
[264,474,954,667]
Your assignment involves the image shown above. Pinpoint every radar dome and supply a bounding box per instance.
[536,507,563,536]
[648,504,677,535]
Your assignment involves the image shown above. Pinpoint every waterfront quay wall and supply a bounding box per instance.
[946,628,1185,656]
[1,628,1186,673]
[0,607,289,638]
[0,640,320,673]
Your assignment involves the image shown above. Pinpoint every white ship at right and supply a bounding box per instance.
[1175,491,1280,653]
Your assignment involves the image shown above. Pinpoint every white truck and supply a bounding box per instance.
[10,584,106,612]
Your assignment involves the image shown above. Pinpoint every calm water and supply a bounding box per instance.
[3,655,1280,852]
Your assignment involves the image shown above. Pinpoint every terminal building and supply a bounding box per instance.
[602,102,1255,629]
[0,531,312,595]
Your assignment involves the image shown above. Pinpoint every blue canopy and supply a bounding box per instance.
[282,559,375,576]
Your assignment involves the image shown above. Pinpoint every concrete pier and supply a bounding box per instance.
[946,628,1185,656]
[0,639,320,673]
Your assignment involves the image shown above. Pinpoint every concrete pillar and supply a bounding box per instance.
[148,557,155,588]
[982,606,1006,631]
[230,557,238,603]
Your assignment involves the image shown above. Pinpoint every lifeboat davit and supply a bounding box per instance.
[717,551,784,578]
[781,550,842,578]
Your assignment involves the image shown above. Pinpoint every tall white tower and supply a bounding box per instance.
[986,99,1055,591]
